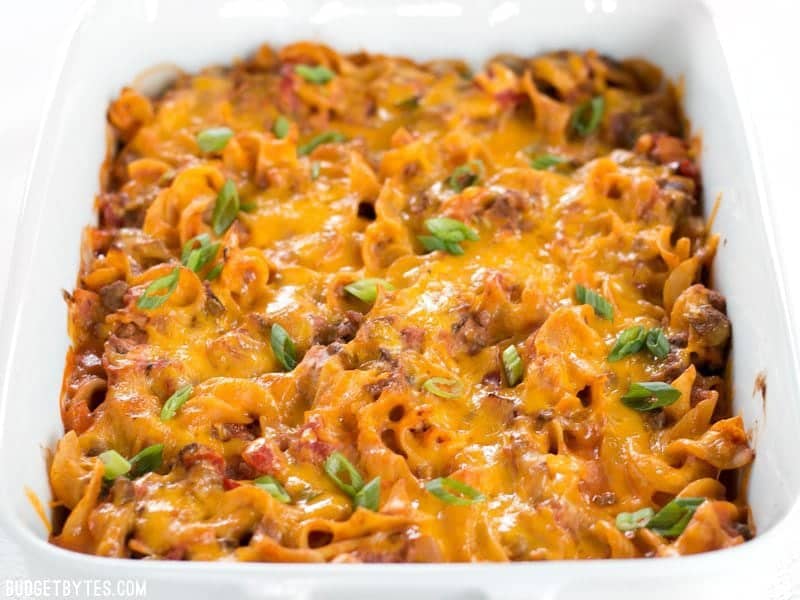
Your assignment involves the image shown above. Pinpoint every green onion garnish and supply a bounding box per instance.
[137,267,180,310]
[570,96,605,136]
[614,498,705,536]
[502,344,523,386]
[323,451,364,497]
[129,444,163,477]
[446,159,485,192]
[418,217,478,255]
[530,154,566,170]
[270,324,297,371]
[354,476,381,511]
[646,497,705,537]
[254,475,291,503]
[426,217,479,242]
[425,477,485,506]
[211,179,240,236]
[272,115,290,139]
[608,326,647,362]
[197,126,234,153]
[297,131,346,156]
[344,278,394,303]
[206,263,224,281]
[418,235,464,255]
[423,377,463,399]
[608,326,670,362]
[310,161,321,180]
[395,96,420,109]
[99,450,131,481]
[621,381,681,411]
[646,328,670,359]
[295,64,335,84]
[575,284,613,320]
[181,234,220,274]
[615,507,655,532]
[181,233,210,263]
[322,452,380,511]
[160,385,193,421]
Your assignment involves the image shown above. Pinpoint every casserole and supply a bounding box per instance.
[1,0,798,596]
[51,38,752,561]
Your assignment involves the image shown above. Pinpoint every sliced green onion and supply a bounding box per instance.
[395,96,420,109]
[197,126,234,153]
[419,217,479,256]
[239,201,257,213]
[621,381,681,412]
[575,284,613,320]
[608,326,670,362]
[646,328,670,359]
[206,263,224,281]
[423,377,463,399]
[646,497,705,538]
[254,475,291,503]
[181,235,220,274]
[322,452,379,510]
[99,450,131,481]
[295,64,335,84]
[297,131,346,156]
[183,234,224,281]
[160,385,193,421]
[129,444,163,477]
[418,235,464,255]
[323,451,364,497]
[310,161,321,180]
[502,344,523,386]
[354,476,381,511]
[181,233,211,264]
[608,326,647,362]
[137,268,180,310]
[211,179,240,236]
[446,159,485,192]
[530,154,566,170]
[570,96,605,136]
[344,278,394,303]
[615,507,655,532]
[272,115,290,139]
[425,217,479,243]
[425,477,485,506]
[270,324,297,371]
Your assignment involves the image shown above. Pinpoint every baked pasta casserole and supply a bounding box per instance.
[50,43,754,561]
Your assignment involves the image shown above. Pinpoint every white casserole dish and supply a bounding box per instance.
[1,0,798,597]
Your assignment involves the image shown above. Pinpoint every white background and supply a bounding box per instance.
[0,0,797,596]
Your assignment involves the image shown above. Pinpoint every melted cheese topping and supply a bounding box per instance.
[50,43,754,562]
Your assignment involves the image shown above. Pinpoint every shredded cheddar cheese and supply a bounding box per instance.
[50,43,753,561]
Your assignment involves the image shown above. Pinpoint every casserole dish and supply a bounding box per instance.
[1,0,798,596]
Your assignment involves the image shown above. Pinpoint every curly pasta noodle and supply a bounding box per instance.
[50,43,753,562]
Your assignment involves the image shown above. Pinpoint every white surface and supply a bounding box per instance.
[0,0,798,598]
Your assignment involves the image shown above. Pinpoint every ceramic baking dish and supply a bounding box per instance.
[1,0,798,597]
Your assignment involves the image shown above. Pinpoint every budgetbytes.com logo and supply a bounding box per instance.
[2,579,147,599]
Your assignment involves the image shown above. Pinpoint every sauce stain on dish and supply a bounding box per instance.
[753,370,767,416]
